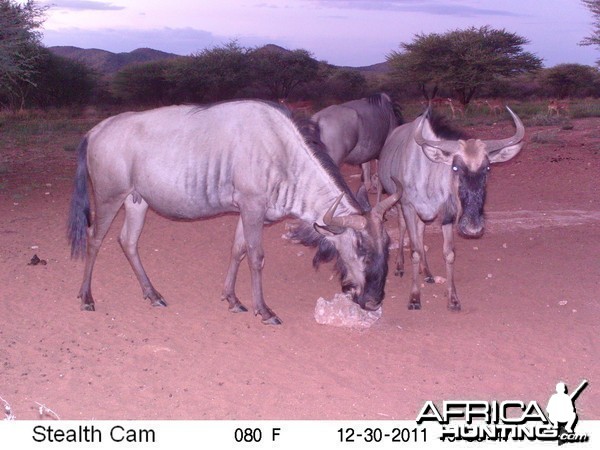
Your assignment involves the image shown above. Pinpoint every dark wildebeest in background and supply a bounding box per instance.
[378,107,525,311]
[68,100,401,325]
[311,93,401,191]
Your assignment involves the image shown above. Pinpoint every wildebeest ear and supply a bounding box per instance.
[355,185,372,211]
[487,142,525,164]
[313,223,345,236]
[420,144,454,165]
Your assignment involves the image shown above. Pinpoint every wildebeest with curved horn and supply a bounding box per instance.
[378,106,525,311]
[68,100,402,325]
[311,93,401,191]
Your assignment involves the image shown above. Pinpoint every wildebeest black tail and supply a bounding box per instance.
[67,137,91,259]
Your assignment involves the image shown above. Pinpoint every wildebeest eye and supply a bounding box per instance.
[452,165,459,172]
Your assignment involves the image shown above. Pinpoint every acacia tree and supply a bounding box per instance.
[249,46,320,99]
[28,48,96,108]
[580,0,600,64]
[112,59,176,105]
[542,63,600,98]
[167,41,251,103]
[0,0,46,109]
[388,26,542,105]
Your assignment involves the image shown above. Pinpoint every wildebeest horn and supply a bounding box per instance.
[323,194,367,230]
[414,108,461,154]
[482,106,525,154]
[372,177,403,219]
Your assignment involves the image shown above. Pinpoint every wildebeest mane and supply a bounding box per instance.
[288,220,358,295]
[426,110,469,141]
[367,92,404,125]
[366,92,386,106]
[291,114,362,212]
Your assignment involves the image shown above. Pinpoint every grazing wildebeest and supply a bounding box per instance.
[68,100,402,324]
[378,107,525,311]
[311,93,401,191]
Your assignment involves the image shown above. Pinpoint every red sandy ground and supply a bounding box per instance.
[0,114,598,421]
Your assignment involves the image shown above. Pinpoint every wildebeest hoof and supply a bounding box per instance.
[363,300,382,311]
[81,303,95,312]
[151,298,168,307]
[408,302,421,310]
[395,268,404,277]
[229,303,248,313]
[424,276,435,284]
[448,303,461,312]
[262,315,282,325]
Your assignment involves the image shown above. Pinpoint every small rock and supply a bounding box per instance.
[314,293,382,329]
[558,300,568,306]
[434,276,446,284]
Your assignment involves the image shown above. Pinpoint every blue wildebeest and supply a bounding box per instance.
[311,93,401,191]
[378,107,525,311]
[68,100,402,325]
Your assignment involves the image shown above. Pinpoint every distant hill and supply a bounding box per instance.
[48,46,181,75]
[339,61,390,73]
[48,45,388,76]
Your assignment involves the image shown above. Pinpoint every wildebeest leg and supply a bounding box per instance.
[442,223,460,311]
[119,195,166,307]
[416,220,434,283]
[221,218,249,314]
[240,208,282,325]
[361,160,380,193]
[402,204,423,310]
[361,161,372,192]
[394,204,406,277]
[78,198,124,311]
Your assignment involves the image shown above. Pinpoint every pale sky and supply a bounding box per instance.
[37,0,598,68]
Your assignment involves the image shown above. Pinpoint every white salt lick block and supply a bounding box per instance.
[314,293,382,329]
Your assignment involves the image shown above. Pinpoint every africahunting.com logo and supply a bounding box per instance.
[416,380,589,444]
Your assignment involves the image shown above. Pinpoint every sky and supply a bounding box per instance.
[36,0,598,68]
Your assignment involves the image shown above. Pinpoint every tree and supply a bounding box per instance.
[167,41,251,103]
[0,0,47,109]
[580,0,600,65]
[112,59,176,106]
[542,63,600,98]
[27,48,96,108]
[388,26,542,105]
[249,46,320,100]
[296,65,367,103]
[581,0,600,46]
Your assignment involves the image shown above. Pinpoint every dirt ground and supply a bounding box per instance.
[0,112,598,421]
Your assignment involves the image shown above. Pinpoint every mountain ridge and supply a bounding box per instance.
[49,46,183,75]
[48,45,388,75]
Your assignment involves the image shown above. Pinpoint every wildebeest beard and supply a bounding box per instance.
[457,169,488,238]
[289,222,390,309]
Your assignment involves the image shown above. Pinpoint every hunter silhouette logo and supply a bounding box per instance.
[416,380,590,443]
[546,379,589,444]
